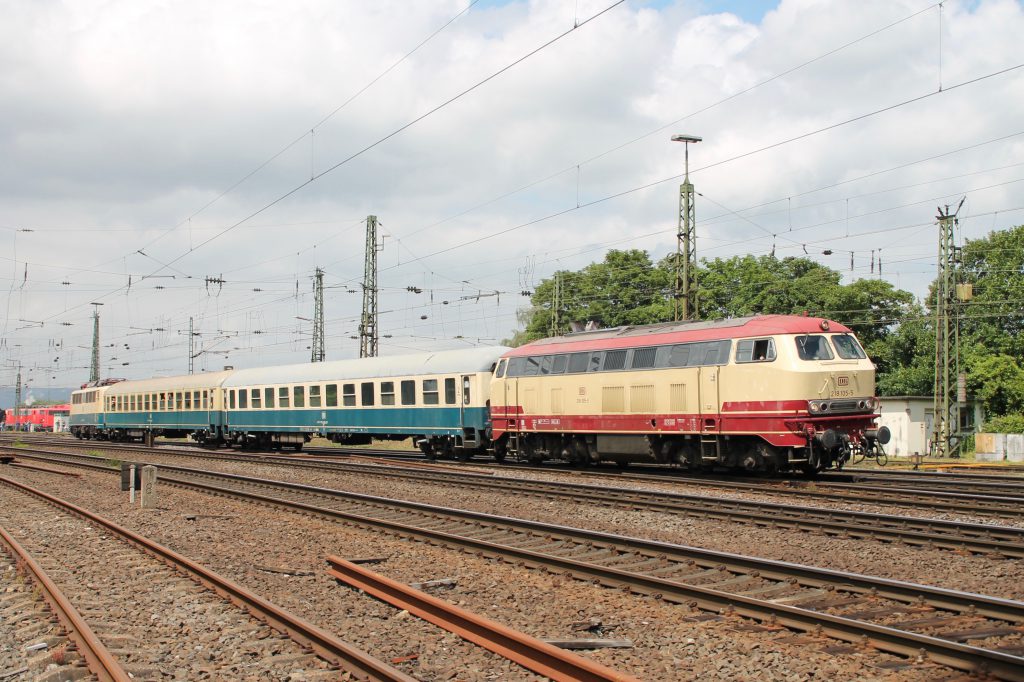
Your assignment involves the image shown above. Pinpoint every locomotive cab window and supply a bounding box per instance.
[831,334,866,359]
[551,355,568,374]
[524,356,541,376]
[795,335,835,361]
[631,347,657,369]
[494,359,507,378]
[603,350,627,371]
[539,356,554,374]
[736,338,776,363]
[507,357,526,377]
[567,352,589,374]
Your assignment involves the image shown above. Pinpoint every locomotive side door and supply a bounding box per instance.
[697,365,720,431]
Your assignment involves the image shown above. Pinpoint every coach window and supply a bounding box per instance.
[380,382,395,406]
[631,347,657,369]
[445,377,457,404]
[193,391,200,408]
[309,385,322,407]
[831,334,866,359]
[795,335,834,361]
[278,387,290,408]
[423,379,439,405]
[294,386,305,408]
[361,382,374,406]
[401,380,416,405]
[264,388,275,409]
[238,390,248,409]
[176,392,183,410]
[567,352,589,374]
[343,384,356,407]
[202,391,209,409]
[461,376,471,405]
[144,395,151,411]
[325,384,338,407]
[227,390,234,409]
[494,359,507,378]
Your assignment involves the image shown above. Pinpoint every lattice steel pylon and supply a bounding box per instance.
[672,134,702,321]
[311,267,325,362]
[930,199,965,458]
[89,303,101,383]
[359,216,380,358]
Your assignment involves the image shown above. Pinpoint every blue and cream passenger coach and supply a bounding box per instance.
[221,347,508,454]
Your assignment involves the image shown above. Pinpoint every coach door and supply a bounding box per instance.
[698,365,720,432]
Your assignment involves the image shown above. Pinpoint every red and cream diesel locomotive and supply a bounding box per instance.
[489,315,889,473]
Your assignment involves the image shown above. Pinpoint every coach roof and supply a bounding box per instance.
[504,315,853,357]
[223,346,509,387]
[105,370,235,396]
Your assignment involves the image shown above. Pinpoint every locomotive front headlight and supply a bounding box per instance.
[809,400,822,414]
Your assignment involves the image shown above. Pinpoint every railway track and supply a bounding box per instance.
[19,458,1024,679]
[0,475,414,682]
[7,444,1024,559]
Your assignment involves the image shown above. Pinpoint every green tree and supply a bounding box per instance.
[519,249,672,342]
[959,225,1024,358]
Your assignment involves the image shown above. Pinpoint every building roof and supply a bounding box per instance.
[504,315,853,357]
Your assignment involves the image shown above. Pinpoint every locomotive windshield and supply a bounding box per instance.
[831,334,866,359]
[795,335,834,360]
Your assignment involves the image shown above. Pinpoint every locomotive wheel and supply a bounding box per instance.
[492,440,507,463]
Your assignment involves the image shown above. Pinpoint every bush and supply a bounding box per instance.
[981,414,1024,434]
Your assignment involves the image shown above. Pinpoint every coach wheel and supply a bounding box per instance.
[615,460,630,469]
[293,442,303,452]
[419,439,436,460]
[456,448,473,462]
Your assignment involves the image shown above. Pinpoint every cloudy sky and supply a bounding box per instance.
[1,0,1022,393]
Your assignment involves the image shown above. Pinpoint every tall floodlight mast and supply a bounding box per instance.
[311,267,325,362]
[671,134,702,321]
[930,199,966,458]
[89,302,103,383]
[359,216,380,358]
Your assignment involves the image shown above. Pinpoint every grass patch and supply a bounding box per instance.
[106,458,122,469]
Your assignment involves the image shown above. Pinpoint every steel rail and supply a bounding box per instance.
[152,468,1024,680]
[0,476,416,682]
[327,556,640,682]
[0,525,131,682]
[9,446,1024,558]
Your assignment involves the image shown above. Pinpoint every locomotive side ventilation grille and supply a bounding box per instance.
[630,385,655,413]
[670,384,686,411]
[603,386,625,412]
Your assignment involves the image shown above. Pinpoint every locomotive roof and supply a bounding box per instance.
[101,370,236,396]
[222,346,509,387]
[505,315,852,357]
